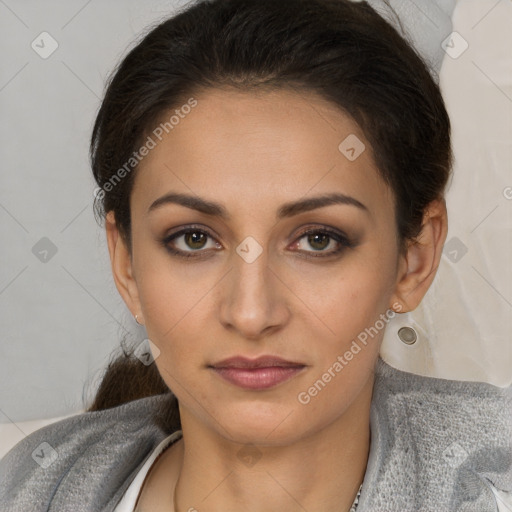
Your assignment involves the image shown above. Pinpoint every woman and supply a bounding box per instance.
[1,0,510,511]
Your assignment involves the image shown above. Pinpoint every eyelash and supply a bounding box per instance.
[161,224,356,260]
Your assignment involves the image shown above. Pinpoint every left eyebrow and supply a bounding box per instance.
[146,191,369,219]
[277,192,369,218]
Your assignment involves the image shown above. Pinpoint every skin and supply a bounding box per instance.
[105,87,448,512]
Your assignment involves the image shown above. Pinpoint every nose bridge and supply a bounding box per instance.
[220,235,286,336]
[231,235,271,304]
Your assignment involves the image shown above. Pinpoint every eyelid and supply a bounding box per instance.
[294,225,355,246]
[164,223,217,240]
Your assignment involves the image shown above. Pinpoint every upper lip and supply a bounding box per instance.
[210,355,305,369]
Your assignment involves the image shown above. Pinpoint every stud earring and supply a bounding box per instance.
[135,314,143,325]
[398,326,417,345]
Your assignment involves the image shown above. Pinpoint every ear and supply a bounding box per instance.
[389,198,448,313]
[105,211,144,324]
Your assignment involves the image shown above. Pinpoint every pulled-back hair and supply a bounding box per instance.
[86,0,453,425]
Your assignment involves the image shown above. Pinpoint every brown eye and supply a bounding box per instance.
[306,232,331,251]
[293,227,356,258]
[162,226,220,259]
[183,231,208,250]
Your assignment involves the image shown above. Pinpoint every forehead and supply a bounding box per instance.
[131,87,394,220]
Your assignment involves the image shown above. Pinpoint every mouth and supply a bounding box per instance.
[209,355,306,390]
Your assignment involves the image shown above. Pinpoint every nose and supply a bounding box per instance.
[218,246,291,340]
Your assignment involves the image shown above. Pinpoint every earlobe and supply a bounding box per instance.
[105,211,142,320]
[389,199,448,313]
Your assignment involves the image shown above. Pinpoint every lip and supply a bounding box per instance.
[211,355,305,369]
[209,356,306,390]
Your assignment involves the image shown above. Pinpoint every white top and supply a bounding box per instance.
[492,485,512,512]
[114,429,183,511]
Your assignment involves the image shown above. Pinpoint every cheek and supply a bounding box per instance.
[134,236,215,336]
[132,262,200,383]
[291,248,397,345]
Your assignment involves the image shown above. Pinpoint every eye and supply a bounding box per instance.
[162,225,221,259]
[291,227,356,257]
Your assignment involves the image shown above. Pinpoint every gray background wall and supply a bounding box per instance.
[0,0,190,425]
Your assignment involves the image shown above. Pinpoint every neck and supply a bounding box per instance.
[172,375,373,512]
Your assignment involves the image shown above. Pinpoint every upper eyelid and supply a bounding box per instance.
[165,225,218,242]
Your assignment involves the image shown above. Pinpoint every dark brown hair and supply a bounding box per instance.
[86,0,453,424]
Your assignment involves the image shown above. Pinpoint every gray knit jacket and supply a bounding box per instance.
[0,356,511,512]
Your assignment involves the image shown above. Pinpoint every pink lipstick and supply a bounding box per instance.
[209,355,306,390]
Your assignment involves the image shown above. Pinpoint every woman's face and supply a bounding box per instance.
[115,87,406,445]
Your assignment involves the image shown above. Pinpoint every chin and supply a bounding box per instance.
[210,401,315,447]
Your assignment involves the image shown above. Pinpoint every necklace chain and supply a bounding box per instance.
[349,483,363,512]
[173,482,363,511]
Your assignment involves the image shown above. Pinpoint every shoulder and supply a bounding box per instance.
[373,355,512,431]
[0,393,180,512]
[362,357,512,511]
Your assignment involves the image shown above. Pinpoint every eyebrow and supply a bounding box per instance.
[147,191,369,220]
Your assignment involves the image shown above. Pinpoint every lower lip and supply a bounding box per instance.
[211,366,305,390]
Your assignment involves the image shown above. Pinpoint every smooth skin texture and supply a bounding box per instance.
[105,87,448,512]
